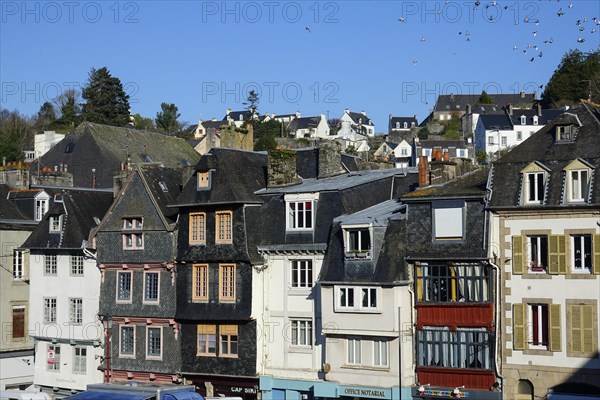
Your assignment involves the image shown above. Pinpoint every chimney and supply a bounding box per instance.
[414,114,417,120]
[450,93,454,100]
[519,91,525,99]
[537,103,542,117]
[344,108,349,114]
[418,156,430,187]
[466,104,472,115]
[443,151,450,162]
[226,108,232,115]
[507,103,513,116]
[361,110,366,116]
[318,142,344,179]
[267,149,301,187]
[295,111,301,118]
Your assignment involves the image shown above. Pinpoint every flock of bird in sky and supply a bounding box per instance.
[395,0,600,67]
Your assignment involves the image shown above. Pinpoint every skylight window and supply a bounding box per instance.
[65,143,75,153]
[159,181,168,192]
[141,154,153,163]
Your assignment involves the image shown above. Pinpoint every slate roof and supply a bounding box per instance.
[417,139,469,149]
[402,168,489,200]
[347,111,373,126]
[468,104,502,114]
[173,148,268,206]
[341,153,360,171]
[0,185,41,224]
[478,113,514,130]
[509,108,565,125]
[21,188,113,249]
[138,165,184,223]
[489,101,600,208]
[201,120,226,129]
[223,110,253,121]
[288,116,320,132]
[434,93,536,112]
[390,116,418,127]
[32,122,200,188]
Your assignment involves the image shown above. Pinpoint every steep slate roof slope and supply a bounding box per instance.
[174,148,268,206]
[489,102,600,208]
[0,186,41,222]
[288,116,321,131]
[33,122,200,188]
[347,111,373,125]
[139,166,184,223]
[22,189,113,249]
[434,93,536,112]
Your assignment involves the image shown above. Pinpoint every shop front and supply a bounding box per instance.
[184,375,259,400]
[410,385,502,400]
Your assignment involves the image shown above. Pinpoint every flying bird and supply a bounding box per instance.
[557,8,565,17]
[577,37,585,43]
[305,26,311,33]
[569,2,573,8]
[530,57,535,62]
[398,17,406,23]
[533,31,537,36]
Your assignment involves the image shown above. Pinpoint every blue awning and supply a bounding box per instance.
[163,392,205,400]
[66,391,154,400]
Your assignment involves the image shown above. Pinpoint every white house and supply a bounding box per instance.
[339,109,375,138]
[287,115,330,139]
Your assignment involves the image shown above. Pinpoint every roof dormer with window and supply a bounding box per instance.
[555,124,578,142]
[285,193,319,232]
[343,225,372,259]
[520,162,550,206]
[563,159,593,204]
[197,170,212,191]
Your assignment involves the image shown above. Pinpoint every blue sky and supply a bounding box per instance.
[1,0,599,132]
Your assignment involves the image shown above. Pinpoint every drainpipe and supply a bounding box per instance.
[489,260,504,398]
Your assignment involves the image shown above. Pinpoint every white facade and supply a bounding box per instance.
[339,111,375,138]
[34,131,63,160]
[29,253,104,392]
[475,119,543,157]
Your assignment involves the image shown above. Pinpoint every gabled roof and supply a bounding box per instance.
[137,165,184,223]
[346,111,374,126]
[434,93,536,113]
[489,101,600,207]
[21,188,113,249]
[384,141,398,149]
[32,122,200,188]
[173,148,268,206]
[478,113,513,130]
[390,116,418,126]
[0,185,41,224]
[223,110,253,121]
[288,116,321,131]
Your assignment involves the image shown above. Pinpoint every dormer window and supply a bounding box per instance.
[533,116,538,126]
[396,122,400,129]
[287,200,314,231]
[564,159,592,203]
[35,196,49,222]
[344,227,371,258]
[197,171,211,190]
[411,122,416,128]
[525,172,545,204]
[403,122,408,129]
[432,200,464,240]
[556,125,575,142]
[49,215,62,232]
[239,114,243,121]
[520,115,526,125]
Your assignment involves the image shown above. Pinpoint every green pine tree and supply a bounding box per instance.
[81,67,131,126]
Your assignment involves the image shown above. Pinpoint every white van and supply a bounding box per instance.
[0,391,51,400]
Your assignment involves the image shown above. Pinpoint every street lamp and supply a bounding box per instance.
[101,314,113,383]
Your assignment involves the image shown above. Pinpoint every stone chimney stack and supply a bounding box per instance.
[508,103,513,116]
[537,103,542,117]
[318,142,344,179]
[267,149,301,187]
[418,156,430,187]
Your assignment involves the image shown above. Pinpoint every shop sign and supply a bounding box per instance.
[341,386,389,399]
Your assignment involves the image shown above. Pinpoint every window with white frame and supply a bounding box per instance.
[533,116,539,126]
[123,217,143,250]
[44,298,57,323]
[291,260,313,288]
[290,319,312,347]
[120,326,135,357]
[13,250,24,280]
[47,344,60,371]
[344,227,371,257]
[73,347,87,374]
[44,254,57,275]
[146,327,162,359]
[336,286,379,312]
[525,172,545,204]
[568,169,590,202]
[571,234,592,272]
[70,255,84,276]
[501,136,507,146]
[395,122,400,129]
[347,338,362,364]
[116,271,132,302]
[556,125,575,141]
[373,339,389,367]
[287,201,313,230]
[144,272,159,303]
[432,200,464,240]
[517,131,523,141]
[457,149,466,158]
[69,298,83,324]
[403,122,408,129]
[401,147,408,156]
[520,115,526,125]
[488,136,494,145]
[423,148,432,158]
[35,198,48,221]
[527,235,548,272]
[49,215,62,232]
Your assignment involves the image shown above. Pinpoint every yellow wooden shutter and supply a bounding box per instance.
[416,265,423,301]
[24,250,30,280]
[549,304,561,352]
[570,305,582,353]
[582,304,595,353]
[593,234,600,275]
[512,236,524,275]
[548,235,566,274]
[197,324,216,335]
[220,324,238,335]
[513,304,525,350]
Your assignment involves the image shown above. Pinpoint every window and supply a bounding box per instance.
[158,181,168,192]
[571,235,592,272]
[193,264,209,301]
[501,136,507,146]
[291,260,313,288]
[13,250,24,280]
[143,272,159,303]
[395,122,400,129]
[197,172,210,189]
[44,254,57,275]
[528,304,549,348]
[35,198,48,221]
[513,303,560,351]
[517,131,523,141]
[433,200,464,240]
[123,217,143,250]
[146,327,162,359]
[568,304,597,355]
[44,298,57,323]
[116,271,132,302]
[457,149,466,158]
[533,116,539,126]
[488,136,494,145]
[423,148,432,158]
[119,326,135,357]
[401,147,408,156]
[520,115,526,125]
[189,213,206,244]
[373,340,389,367]
[220,325,238,357]
[556,125,575,141]
[336,286,379,312]
[70,255,84,276]
[345,228,371,257]
[69,298,83,324]
[219,264,236,302]
[73,347,87,374]
[47,345,60,371]
[525,172,545,204]
[197,324,217,355]
[403,122,408,129]
[49,215,62,232]
[287,201,313,230]
[216,211,233,244]
[12,307,25,339]
[568,170,589,202]
[347,338,361,364]
[290,320,312,347]
[416,262,491,303]
[417,327,492,369]
[528,236,548,272]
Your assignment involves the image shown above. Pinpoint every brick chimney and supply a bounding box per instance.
[418,156,430,187]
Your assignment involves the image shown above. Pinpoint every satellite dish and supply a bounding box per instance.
[322,363,331,373]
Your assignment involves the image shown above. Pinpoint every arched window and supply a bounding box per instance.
[516,379,533,400]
